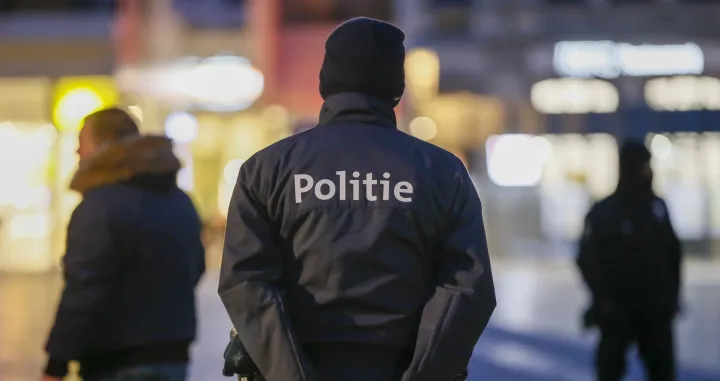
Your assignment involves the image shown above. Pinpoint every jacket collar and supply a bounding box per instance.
[318,92,397,128]
[70,135,181,194]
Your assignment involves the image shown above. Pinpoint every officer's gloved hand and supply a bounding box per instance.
[222,328,259,379]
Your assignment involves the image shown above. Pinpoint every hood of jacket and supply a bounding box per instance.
[70,135,181,194]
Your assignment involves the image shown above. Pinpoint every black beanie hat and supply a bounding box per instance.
[319,17,406,106]
[617,140,652,192]
[619,141,651,171]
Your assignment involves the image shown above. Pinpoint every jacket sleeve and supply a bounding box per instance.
[44,194,119,377]
[662,200,683,308]
[402,168,496,381]
[193,211,207,286]
[218,162,318,381]
[576,208,606,301]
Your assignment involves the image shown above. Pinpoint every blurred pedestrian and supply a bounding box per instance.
[43,108,206,381]
[218,17,496,381]
[577,140,682,381]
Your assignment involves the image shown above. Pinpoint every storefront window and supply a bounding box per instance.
[0,122,56,272]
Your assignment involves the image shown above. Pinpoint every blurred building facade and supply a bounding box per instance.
[4,0,720,274]
[397,0,720,257]
[0,0,424,274]
[0,0,118,273]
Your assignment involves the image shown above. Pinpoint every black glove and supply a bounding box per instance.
[454,369,469,381]
[582,305,598,330]
[222,328,260,379]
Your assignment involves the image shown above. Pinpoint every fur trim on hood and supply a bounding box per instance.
[70,135,181,194]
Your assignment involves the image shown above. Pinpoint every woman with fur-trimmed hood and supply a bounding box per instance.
[42,108,206,381]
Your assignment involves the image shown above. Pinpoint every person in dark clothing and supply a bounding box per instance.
[218,17,496,381]
[577,141,682,381]
[43,108,206,381]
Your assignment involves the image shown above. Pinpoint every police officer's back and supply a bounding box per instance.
[577,141,682,381]
[218,18,496,381]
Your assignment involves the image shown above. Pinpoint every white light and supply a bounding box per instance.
[9,213,50,239]
[223,159,245,186]
[486,134,546,187]
[127,105,144,123]
[650,134,673,160]
[408,116,438,141]
[35,124,57,148]
[164,112,198,144]
[645,76,720,111]
[554,41,704,78]
[190,55,264,112]
[554,40,619,79]
[126,55,265,112]
[174,145,194,192]
[531,78,619,114]
[533,136,553,162]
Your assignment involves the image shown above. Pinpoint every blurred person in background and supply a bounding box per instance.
[577,141,682,381]
[43,108,206,381]
[219,17,495,381]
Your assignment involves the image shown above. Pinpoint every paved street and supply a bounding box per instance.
[2,259,720,381]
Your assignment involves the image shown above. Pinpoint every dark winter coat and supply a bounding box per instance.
[219,92,496,381]
[45,135,205,378]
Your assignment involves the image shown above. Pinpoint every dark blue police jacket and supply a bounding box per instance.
[219,92,496,381]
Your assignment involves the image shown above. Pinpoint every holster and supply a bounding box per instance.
[222,328,260,379]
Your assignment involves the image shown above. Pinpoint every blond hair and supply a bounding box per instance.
[84,107,140,145]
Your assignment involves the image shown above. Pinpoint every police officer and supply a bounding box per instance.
[218,17,496,381]
[577,141,682,381]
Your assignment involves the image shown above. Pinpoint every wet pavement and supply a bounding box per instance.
[2,259,720,381]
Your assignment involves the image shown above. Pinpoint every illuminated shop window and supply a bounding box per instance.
[645,76,720,111]
[531,78,619,114]
[553,41,704,79]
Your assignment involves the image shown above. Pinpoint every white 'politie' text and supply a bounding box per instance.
[294,171,413,203]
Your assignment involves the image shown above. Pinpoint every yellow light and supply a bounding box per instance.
[261,104,290,130]
[405,49,440,101]
[409,116,438,141]
[52,76,118,132]
[53,88,104,132]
